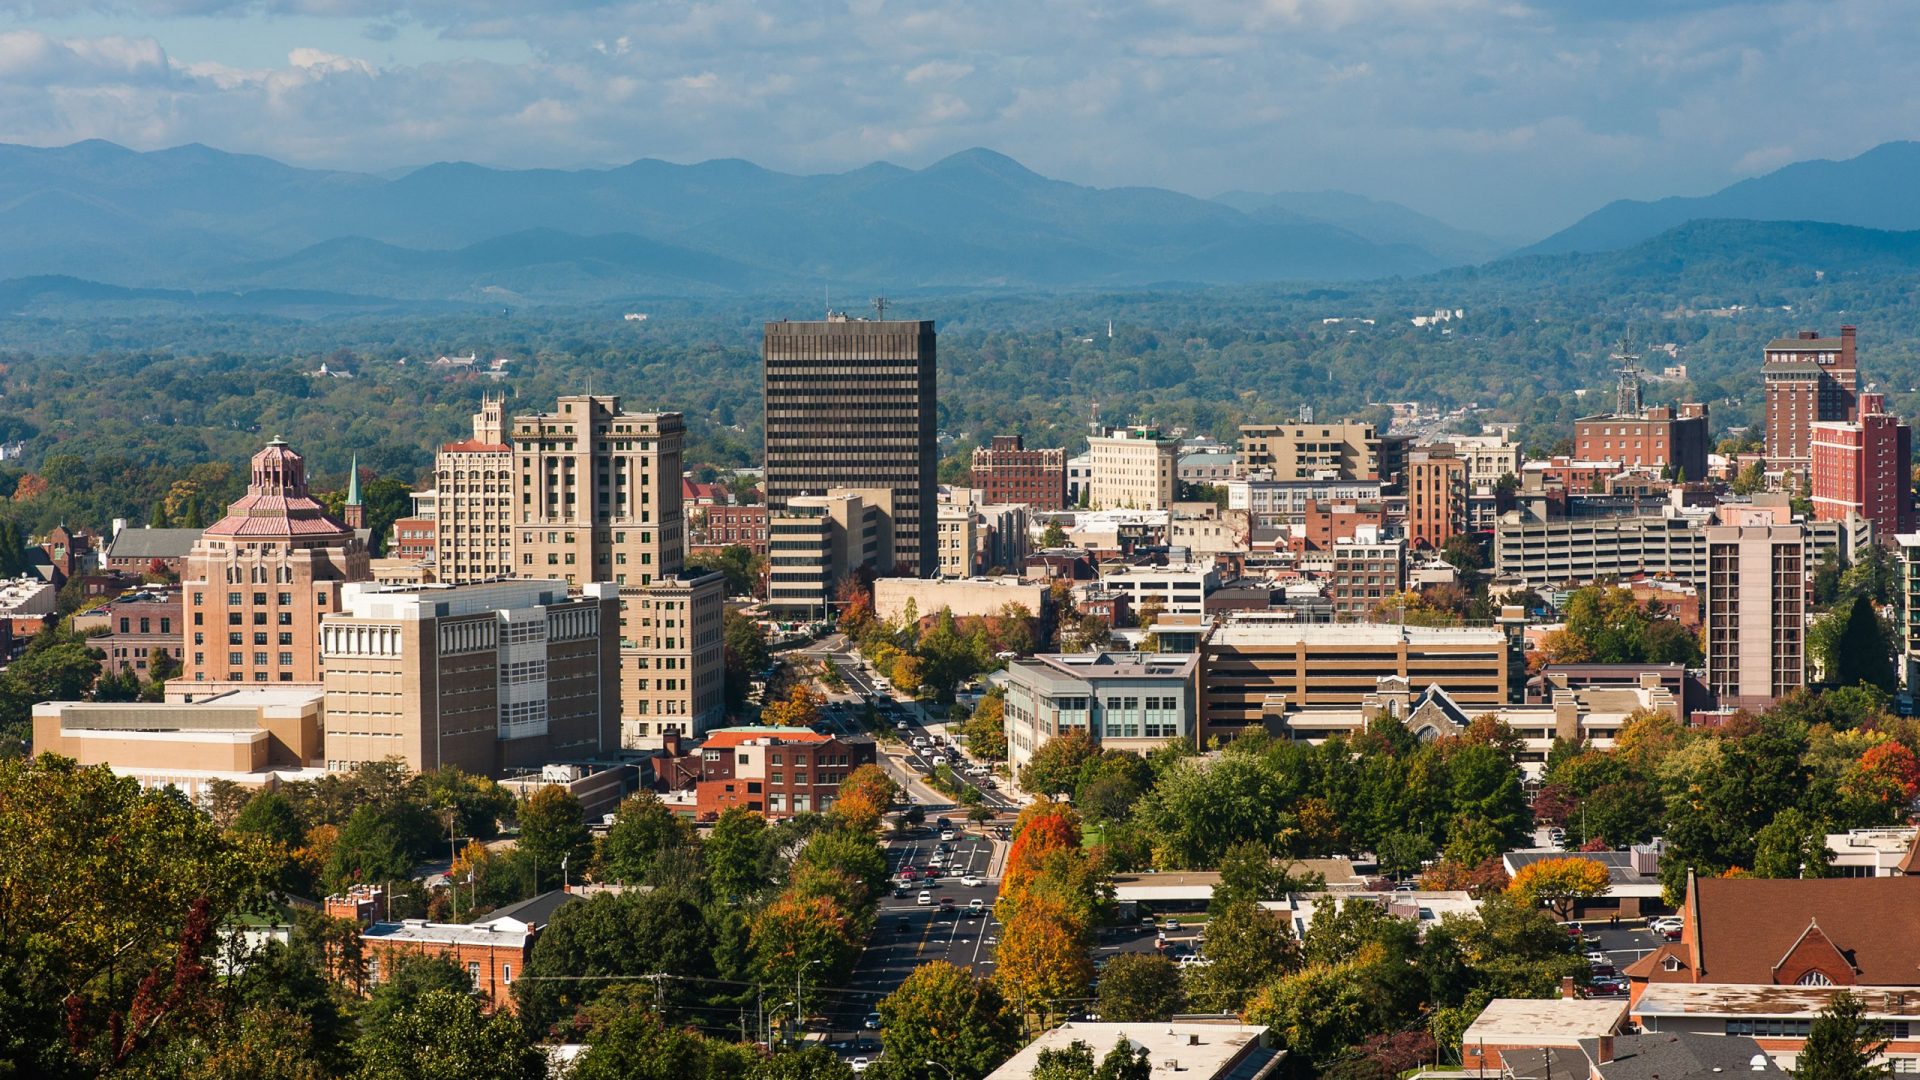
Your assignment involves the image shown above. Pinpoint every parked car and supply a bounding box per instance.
[863,1012,882,1030]
[850,1058,870,1074]
[916,891,931,906]
[894,720,908,730]
[1178,954,1214,969]
[1165,918,1182,931]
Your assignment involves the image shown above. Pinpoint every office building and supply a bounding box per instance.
[1811,391,1913,538]
[1095,561,1220,619]
[1066,453,1094,507]
[656,727,878,819]
[1226,479,1384,528]
[971,435,1067,510]
[1572,354,1710,480]
[1448,434,1524,487]
[1238,420,1380,480]
[319,580,621,776]
[1087,425,1181,510]
[1326,529,1406,617]
[1704,524,1805,707]
[1896,534,1920,688]
[1764,326,1860,473]
[765,489,896,622]
[997,651,1199,786]
[182,440,371,686]
[72,587,183,677]
[509,396,725,744]
[1199,621,1511,742]
[433,395,514,584]
[1407,449,1468,550]
[763,317,937,576]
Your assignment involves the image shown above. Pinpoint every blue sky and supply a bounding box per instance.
[0,0,1916,236]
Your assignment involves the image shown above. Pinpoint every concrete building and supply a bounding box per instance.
[1227,480,1386,529]
[763,317,937,576]
[73,587,183,677]
[936,503,980,578]
[765,488,895,622]
[32,687,326,803]
[0,576,57,620]
[986,1021,1281,1080]
[1811,391,1913,538]
[1406,449,1467,550]
[1066,452,1094,507]
[1238,420,1379,480]
[873,576,1048,624]
[1088,425,1181,510]
[1899,534,1920,688]
[433,395,514,584]
[1325,528,1405,617]
[1704,524,1805,708]
[1494,508,1713,589]
[996,651,1199,784]
[509,396,725,745]
[1826,827,1920,877]
[1177,450,1238,484]
[182,440,371,687]
[971,435,1066,510]
[319,580,620,776]
[1448,434,1524,487]
[1765,327,1861,474]
[1095,561,1220,619]
[1199,621,1512,743]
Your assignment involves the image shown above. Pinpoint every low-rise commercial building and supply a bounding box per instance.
[873,576,1048,623]
[72,587,183,677]
[996,651,1199,785]
[657,727,877,819]
[986,1021,1281,1080]
[1094,561,1220,619]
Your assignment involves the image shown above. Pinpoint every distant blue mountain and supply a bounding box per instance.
[1525,141,1920,256]
[0,141,1477,299]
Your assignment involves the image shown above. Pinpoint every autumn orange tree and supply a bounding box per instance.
[992,895,1095,1023]
[833,763,898,833]
[1507,856,1612,920]
[761,683,824,728]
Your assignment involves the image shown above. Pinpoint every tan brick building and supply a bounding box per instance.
[1088,426,1180,510]
[1238,421,1380,480]
[433,395,514,584]
[182,440,370,687]
[508,395,724,745]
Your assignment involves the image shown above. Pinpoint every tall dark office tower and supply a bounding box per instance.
[763,316,937,578]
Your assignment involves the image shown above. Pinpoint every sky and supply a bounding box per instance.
[0,0,1917,237]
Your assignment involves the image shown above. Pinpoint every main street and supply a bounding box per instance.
[817,646,1019,814]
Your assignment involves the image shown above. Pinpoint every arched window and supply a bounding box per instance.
[1797,971,1835,986]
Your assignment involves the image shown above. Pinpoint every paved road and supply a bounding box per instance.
[1567,918,1668,995]
[810,829,1004,1059]
[827,653,1018,813]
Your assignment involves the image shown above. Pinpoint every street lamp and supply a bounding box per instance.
[795,958,822,1040]
[925,1061,955,1079]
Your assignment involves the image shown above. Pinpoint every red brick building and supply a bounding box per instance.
[1406,451,1467,550]
[658,727,878,820]
[696,504,769,554]
[1810,391,1914,537]
[388,516,436,561]
[71,587,184,677]
[971,435,1067,510]
[1764,326,1860,473]
[325,885,538,1012]
[1291,499,1388,552]
[1573,403,1709,481]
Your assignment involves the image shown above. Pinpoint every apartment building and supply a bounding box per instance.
[1764,326,1860,473]
[765,488,895,622]
[182,439,371,686]
[508,396,725,744]
[1899,534,1920,688]
[1704,524,1805,708]
[658,727,878,819]
[318,579,620,776]
[1811,391,1914,538]
[433,395,514,584]
[936,503,981,578]
[997,651,1199,787]
[1226,479,1385,528]
[763,317,937,576]
[1237,421,1379,480]
[696,504,769,555]
[1199,621,1511,742]
[1325,529,1405,617]
[971,435,1067,510]
[1088,426,1181,510]
[1406,449,1468,549]
[1448,434,1524,486]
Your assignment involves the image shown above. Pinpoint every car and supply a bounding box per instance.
[1585,951,1608,965]
[850,1058,870,1074]
[901,867,918,881]
[961,874,984,888]
[863,1012,882,1030]
[935,817,951,828]
[894,720,908,731]
[916,891,931,906]
[1140,914,1156,928]
[1590,976,1627,996]
[969,898,985,913]
[928,853,944,867]
[1178,954,1214,969]
[892,885,908,898]
[1165,918,1182,931]
[930,756,947,768]
[1650,917,1682,934]
[939,896,955,908]
[940,829,957,842]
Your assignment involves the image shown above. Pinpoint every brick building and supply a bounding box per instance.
[1764,326,1860,474]
[696,504,769,554]
[1406,450,1467,550]
[1325,530,1406,617]
[433,396,514,585]
[388,517,436,562]
[103,527,203,579]
[72,587,183,677]
[971,435,1067,510]
[1573,405,1709,480]
[657,727,878,820]
[1811,391,1914,538]
[325,885,537,1011]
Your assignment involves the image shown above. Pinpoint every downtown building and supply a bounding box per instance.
[1572,354,1710,481]
[1810,391,1914,538]
[1237,420,1381,480]
[1087,425,1182,510]
[1764,327,1860,474]
[433,395,515,584]
[182,439,371,686]
[1704,524,1805,709]
[763,317,937,577]
[508,396,724,746]
[971,435,1067,510]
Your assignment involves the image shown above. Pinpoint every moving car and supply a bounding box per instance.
[1165,918,1182,931]
[968,898,985,914]
[917,890,931,906]
[961,874,984,888]
[863,1012,882,1030]
[850,1058,870,1074]
[940,829,957,842]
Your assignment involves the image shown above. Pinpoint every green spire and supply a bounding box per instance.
[346,454,362,506]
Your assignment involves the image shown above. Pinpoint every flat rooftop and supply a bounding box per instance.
[1463,997,1628,1043]
[1207,622,1505,647]
[986,1021,1279,1080]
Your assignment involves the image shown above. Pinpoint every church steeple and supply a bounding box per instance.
[343,454,365,530]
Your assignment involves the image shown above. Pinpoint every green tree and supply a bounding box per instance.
[326,803,417,893]
[354,987,546,1080]
[752,1045,857,1079]
[705,806,773,900]
[568,993,755,1080]
[232,790,304,849]
[1020,730,1096,797]
[600,791,701,887]
[1376,830,1434,881]
[515,889,715,1036]
[876,961,1020,1080]
[517,785,593,893]
[1039,521,1070,549]
[964,688,1009,762]
[1096,952,1184,1022]
[1752,808,1832,879]
[1245,960,1377,1073]
[1796,991,1891,1080]
[1185,901,1299,1013]
[1828,594,1897,692]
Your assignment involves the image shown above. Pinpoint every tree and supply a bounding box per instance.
[762,683,824,728]
[515,889,714,1037]
[1185,901,1299,1013]
[232,790,304,849]
[567,997,757,1080]
[1797,991,1891,1080]
[834,764,897,832]
[1506,857,1612,920]
[964,688,1009,762]
[354,987,547,1080]
[517,785,592,893]
[1244,960,1377,1073]
[705,806,773,900]
[1731,460,1766,495]
[1097,952,1184,1022]
[1039,522,1070,549]
[1752,808,1832,879]
[876,961,1020,1080]
[723,609,773,711]
[326,803,417,893]
[1376,830,1434,881]
[598,791,700,887]
[1019,730,1096,797]
[1828,594,1897,692]
[890,654,925,697]
[993,898,1094,1018]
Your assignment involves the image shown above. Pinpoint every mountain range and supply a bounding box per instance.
[0,141,1502,301]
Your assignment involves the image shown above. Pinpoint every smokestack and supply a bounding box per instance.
[1597,1036,1615,1065]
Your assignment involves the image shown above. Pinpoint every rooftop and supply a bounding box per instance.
[1633,983,1920,1019]
[364,915,531,950]
[105,527,205,560]
[1462,996,1628,1044]
[698,726,833,749]
[1206,621,1505,647]
[985,1021,1279,1080]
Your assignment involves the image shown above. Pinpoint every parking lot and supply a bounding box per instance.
[1568,917,1673,995]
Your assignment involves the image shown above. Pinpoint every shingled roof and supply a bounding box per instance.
[1631,871,1920,988]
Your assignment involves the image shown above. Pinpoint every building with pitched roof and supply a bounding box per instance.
[1503,1032,1783,1080]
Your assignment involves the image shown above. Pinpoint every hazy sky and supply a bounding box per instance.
[1,0,1916,237]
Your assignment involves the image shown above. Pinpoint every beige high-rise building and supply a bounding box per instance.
[937,503,980,578]
[1238,421,1380,480]
[508,395,725,745]
[182,440,370,686]
[1705,524,1805,708]
[319,580,621,775]
[434,395,514,584]
[1088,426,1181,510]
[765,488,896,621]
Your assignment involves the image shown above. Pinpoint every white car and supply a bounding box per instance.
[931,756,947,768]
[1585,951,1609,965]
[916,891,932,906]
[962,874,984,888]
[969,899,985,914]
[940,829,957,842]
[850,1058,870,1074]
[895,720,908,731]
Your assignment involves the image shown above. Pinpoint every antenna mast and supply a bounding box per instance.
[871,296,890,320]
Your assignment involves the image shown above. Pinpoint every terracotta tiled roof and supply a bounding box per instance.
[699,727,829,749]
[441,439,510,454]
[1682,876,1920,986]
